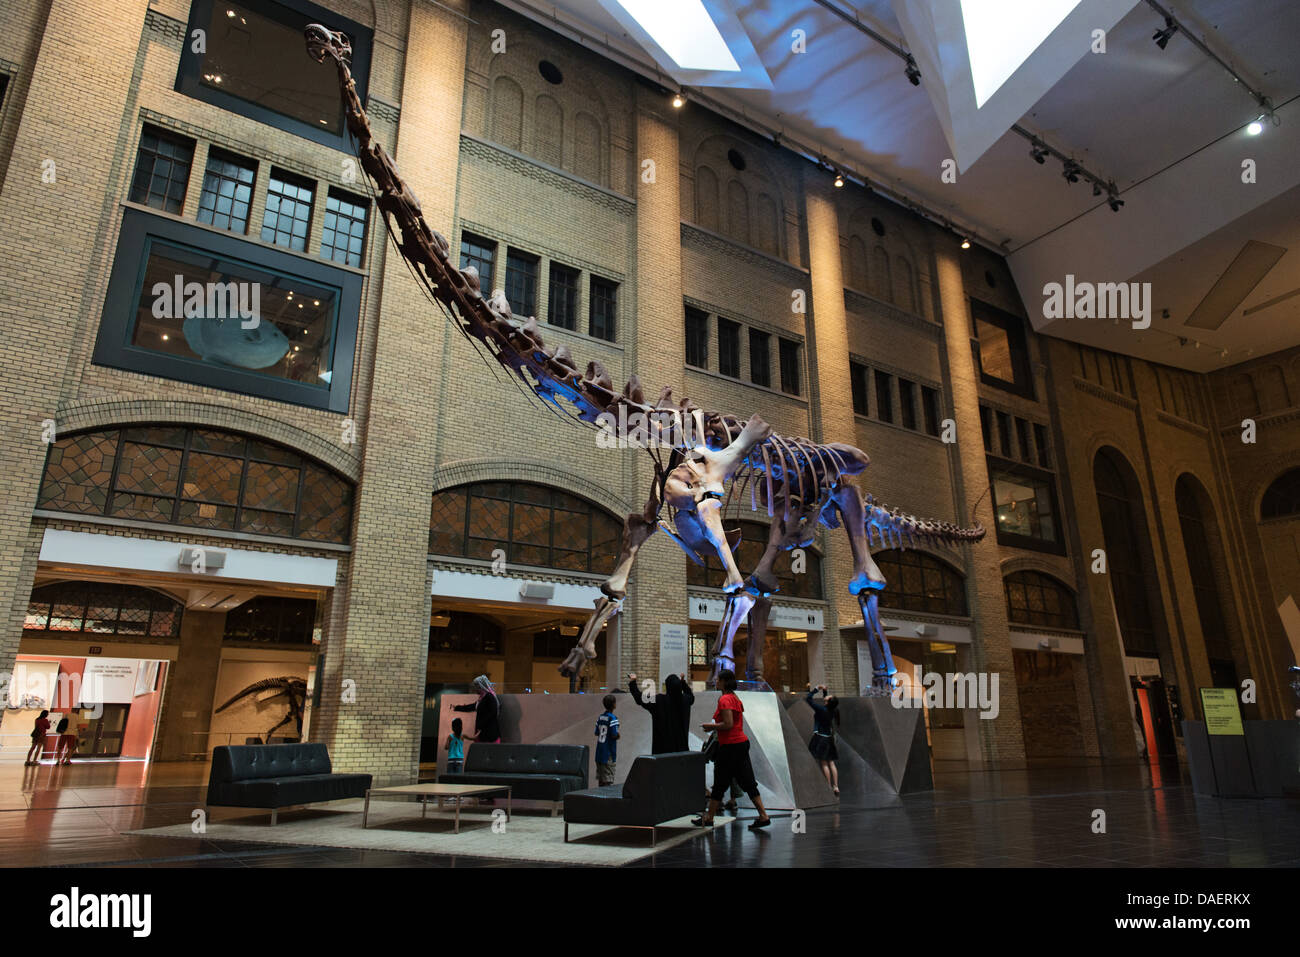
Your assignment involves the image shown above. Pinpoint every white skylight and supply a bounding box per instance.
[960,0,1084,107]
[614,0,741,72]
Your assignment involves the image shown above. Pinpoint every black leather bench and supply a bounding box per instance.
[563,751,705,844]
[439,743,588,814]
[206,743,372,825]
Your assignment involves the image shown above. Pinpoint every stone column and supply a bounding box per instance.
[932,248,1026,765]
[619,86,688,682]
[311,0,469,784]
[0,0,153,737]
[154,610,226,761]
[800,176,860,693]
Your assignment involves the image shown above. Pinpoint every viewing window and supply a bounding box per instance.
[685,306,708,368]
[973,299,1034,398]
[718,318,740,378]
[1004,570,1079,630]
[319,188,368,268]
[873,549,968,616]
[749,329,771,388]
[505,248,540,319]
[779,339,801,396]
[261,169,315,251]
[459,232,496,288]
[990,460,1063,553]
[197,148,256,234]
[129,126,194,214]
[589,276,618,341]
[176,0,373,149]
[548,263,579,330]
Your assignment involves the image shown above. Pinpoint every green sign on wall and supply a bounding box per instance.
[1199,688,1244,735]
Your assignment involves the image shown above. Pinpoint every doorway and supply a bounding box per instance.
[78,704,130,757]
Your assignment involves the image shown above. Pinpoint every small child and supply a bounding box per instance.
[444,717,465,774]
[595,694,620,786]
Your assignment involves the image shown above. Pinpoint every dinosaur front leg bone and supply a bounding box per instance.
[559,595,622,679]
[710,591,756,687]
[745,596,772,684]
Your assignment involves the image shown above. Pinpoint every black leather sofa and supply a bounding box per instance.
[563,751,705,844]
[438,743,588,813]
[205,743,372,824]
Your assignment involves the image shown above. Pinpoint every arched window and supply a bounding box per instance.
[489,76,523,150]
[695,165,720,231]
[873,549,967,616]
[1228,373,1259,417]
[1175,475,1235,682]
[685,519,823,600]
[847,235,869,292]
[755,193,780,255]
[429,481,622,574]
[573,112,603,184]
[894,255,916,313]
[1004,570,1079,629]
[726,179,750,245]
[871,245,892,301]
[1094,448,1162,657]
[1261,467,1300,520]
[25,581,182,637]
[38,426,353,543]
[534,94,563,167]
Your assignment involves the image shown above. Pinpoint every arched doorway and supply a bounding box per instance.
[1004,570,1086,759]
[1094,448,1177,759]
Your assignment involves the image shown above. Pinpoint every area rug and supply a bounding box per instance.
[126,799,732,866]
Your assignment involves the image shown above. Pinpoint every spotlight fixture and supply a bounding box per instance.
[671,91,685,109]
[1092,183,1102,197]
[1247,115,1264,135]
[1153,17,1178,50]
[904,56,921,86]
[1030,141,1048,165]
[1106,183,1124,212]
[960,238,971,249]
[834,171,845,188]
[1062,160,1081,184]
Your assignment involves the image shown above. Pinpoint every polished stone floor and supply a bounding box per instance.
[2,756,1295,868]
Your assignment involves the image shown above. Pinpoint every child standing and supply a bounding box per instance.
[594,694,620,786]
[444,717,466,775]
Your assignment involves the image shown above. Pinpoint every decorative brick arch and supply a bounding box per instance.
[429,458,631,516]
[1246,451,1300,520]
[53,399,361,481]
[999,554,1077,586]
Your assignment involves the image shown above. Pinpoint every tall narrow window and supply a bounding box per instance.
[197,148,256,233]
[504,248,539,318]
[548,262,579,330]
[319,188,369,268]
[899,378,917,430]
[261,169,315,251]
[129,126,194,214]
[1033,423,1051,468]
[1016,418,1031,461]
[875,370,893,423]
[921,385,940,436]
[995,411,1013,458]
[718,318,740,378]
[459,232,497,289]
[779,339,800,396]
[685,307,709,368]
[850,361,869,416]
[979,405,993,451]
[589,276,617,341]
[749,330,771,387]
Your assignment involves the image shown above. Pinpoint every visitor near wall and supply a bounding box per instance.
[627,671,693,753]
[806,684,841,797]
[594,694,620,785]
[452,674,502,743]
[694,671,771,830]
[25,709,50,766]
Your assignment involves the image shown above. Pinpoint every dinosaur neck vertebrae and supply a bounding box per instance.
[304,24,985,692]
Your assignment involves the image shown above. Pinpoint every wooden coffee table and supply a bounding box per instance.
[361,783,511,833]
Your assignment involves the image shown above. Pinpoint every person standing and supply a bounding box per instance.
[25,710,50,766]
[694,670,771,830]
[444,717,466,774]
[594,694,620,786]
[452,674,501,743]
[627,672,694,753]
[806,684,841,796]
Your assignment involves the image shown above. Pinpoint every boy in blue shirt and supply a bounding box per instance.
[594,695,620,786]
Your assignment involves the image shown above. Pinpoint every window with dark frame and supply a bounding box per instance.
[873,549,968,616]
[685,306,708,368]
[779,339,800,396]
[749,329,771,387]
[196,147,256,233]
[25,581,183,638]
[37,426,354,543]
[428,481,623,574]
[261,168,315,251]
[1033,422,1051,468]
[874,370,893,423]
[990,460,1062,552]
[223,596,316,645]
[319,188,368,268]
[1175,476,1234,668]
[718,318,740,378]
[548,262,579,330]
[921,385,940,436]
[176,0,373,150]
[972,299,1034,398]
[589,276,618,341]
[850,361,869,416]
[459,232,496,289]
[504,248,540,319]
[1095,451,1159,655]
[899,378,917,430]
[129,126,195,214]
[1015,418,1032,461]
[995,410,1012,458]
[1004,571,1079,630]
[1261,468,1300,520]
[979,405,993,451]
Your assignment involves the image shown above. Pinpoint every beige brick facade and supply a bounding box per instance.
[0,0,1294,784]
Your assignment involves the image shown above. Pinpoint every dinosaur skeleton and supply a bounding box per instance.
[214,676,307,743]
[303,25,985,693]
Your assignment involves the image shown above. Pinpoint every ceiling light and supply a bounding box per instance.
[834,171,845,188]
[960,238,971,249]
[226,8,236,17]
[1152,17,1178,50]
[614,0,740,72]
[161,333,169,341]
[1030,142,1048,164]
[671,92,685,109]
[1062,160,1081,184]
[1247,116,1264,136]
[904,56,921,86]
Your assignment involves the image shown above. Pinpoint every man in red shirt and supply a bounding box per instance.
[694,671,771,829]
